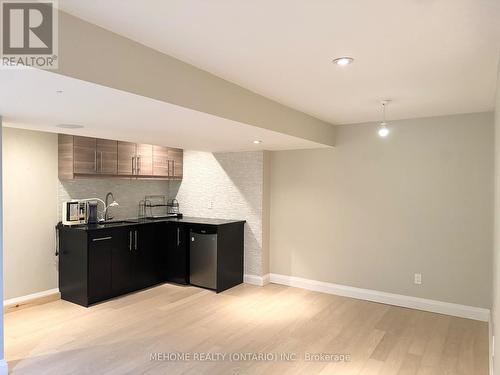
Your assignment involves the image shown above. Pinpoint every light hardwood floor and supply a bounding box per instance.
[5,283,489,374]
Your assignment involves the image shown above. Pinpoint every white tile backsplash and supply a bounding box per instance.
[58,178,175,221]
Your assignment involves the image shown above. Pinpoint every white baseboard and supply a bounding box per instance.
[4,288,60,307]
[244,274,270,286]
[0,359,7,375]
[268,273,490,322]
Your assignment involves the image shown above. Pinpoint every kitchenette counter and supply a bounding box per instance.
[58,215,245,306]
[60,216,246,231]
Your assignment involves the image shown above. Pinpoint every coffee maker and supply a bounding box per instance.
[87,201,98,224]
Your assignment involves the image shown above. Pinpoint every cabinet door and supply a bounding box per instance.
[58,134,74,179]
[96,139,117,175]
[166,223,188,284]
[136,144,153,176]
[111,227,137,295]
[73,136,97,175]
[152,145,169,177]
[88,233,113,304]
[135,224,163,289]
[168,148,183,178]
[117,141,136,175]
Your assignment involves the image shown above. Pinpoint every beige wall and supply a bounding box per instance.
[2,128,59,299]
[270,112,494,308]
[493,56,500,373]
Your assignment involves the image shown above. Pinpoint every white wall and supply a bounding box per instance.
[492,56,500,373]
[270,112,494,308]
[2,128,59,299]
[175,150,266,276]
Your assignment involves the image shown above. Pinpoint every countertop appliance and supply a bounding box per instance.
[62,200,88,226]
[87,201,98,224]
[189,227,217,290]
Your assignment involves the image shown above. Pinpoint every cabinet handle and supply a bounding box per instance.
[138,156,141,173]
[129,231,132,251]
[132,156,135,174]
[172,161,175,177]
[94,150,97,172]
[167,159,170,176]
[100,151,103,172]
[177,227,180,246]
[93,236,112,242]
[135,230,138,250]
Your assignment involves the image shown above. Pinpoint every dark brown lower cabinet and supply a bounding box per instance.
[59,225,165,307]
[88,233,113,304]
[58,220,244,307]
[166,223,189,284]
[136,224,164,288]
[111,228,136,295]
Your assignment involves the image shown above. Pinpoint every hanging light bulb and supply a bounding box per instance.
[378,100,391,137]
[378,122,389,137]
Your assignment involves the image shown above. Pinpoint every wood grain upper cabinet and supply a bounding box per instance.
[96,139,117,175]
[117,142,153,176]
[152,146,183,178]
[58,134,183,180]
[59,134,75,179]
[73,136,97,175]
[136,144,153,176]
[168,148,183,178]
[152,145,169,177]
[117,141,136,176]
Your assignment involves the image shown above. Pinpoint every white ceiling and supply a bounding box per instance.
[0,68,326,152]
[59,0,500,124]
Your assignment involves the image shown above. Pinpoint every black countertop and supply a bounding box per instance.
[59,216,246,231]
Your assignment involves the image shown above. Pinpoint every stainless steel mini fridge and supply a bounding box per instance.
[189,227,217,290]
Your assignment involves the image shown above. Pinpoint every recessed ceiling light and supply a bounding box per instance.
[253,140,263,144]
[332,57,354,66]
[56,124,84,129]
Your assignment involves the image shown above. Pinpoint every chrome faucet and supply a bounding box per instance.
[104,192,119,221]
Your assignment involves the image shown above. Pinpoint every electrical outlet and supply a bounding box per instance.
[208,200,213,209]
[414,273,422,285]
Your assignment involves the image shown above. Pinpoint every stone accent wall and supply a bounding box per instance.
[175,150,265,276]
